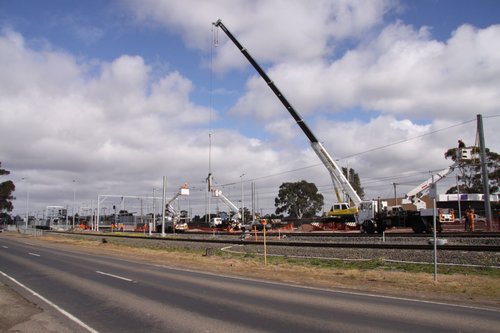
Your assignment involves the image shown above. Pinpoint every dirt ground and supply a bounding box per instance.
[1,231,499,332]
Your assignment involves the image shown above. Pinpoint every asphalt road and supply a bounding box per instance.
[1,235,499,333]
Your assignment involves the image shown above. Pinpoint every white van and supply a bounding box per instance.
[209,217,222,228]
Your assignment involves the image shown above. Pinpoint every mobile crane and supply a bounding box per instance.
[213,19,461,234]
[213,19,366,227]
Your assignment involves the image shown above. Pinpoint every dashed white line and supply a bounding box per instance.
[1,245,8,249]
[96,270,134,282]
[28,252,41,257]
[0,270,99,333]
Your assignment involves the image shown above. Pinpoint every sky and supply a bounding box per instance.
[1,0,499,219]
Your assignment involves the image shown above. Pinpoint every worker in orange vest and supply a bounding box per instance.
[467,207,475,232]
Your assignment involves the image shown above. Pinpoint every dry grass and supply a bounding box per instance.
[7,233,500,308]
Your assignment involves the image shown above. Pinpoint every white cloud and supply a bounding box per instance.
[230,22,500,124]
[124,0,394,71]
[0,27,292,215]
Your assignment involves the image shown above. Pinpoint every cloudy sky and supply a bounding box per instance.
[1,0,499,219]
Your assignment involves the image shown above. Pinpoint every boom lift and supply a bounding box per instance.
[402,147,475,209]
[212,189,242,221]
[158,184,190,232]
[213,19,362,223]
[207,173,242,228]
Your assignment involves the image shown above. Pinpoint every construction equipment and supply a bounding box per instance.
[213,19,463,234]
[212,189,242,224]
[206,172,243,229]
[213,19,362,224]
[402,147,475,210]
[158,184,189,232]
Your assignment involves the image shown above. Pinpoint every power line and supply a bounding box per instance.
[217,118,476,187]
[340,118,475,160]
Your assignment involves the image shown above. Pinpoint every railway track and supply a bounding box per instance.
[49,231,500,252]
[198,231,500,238]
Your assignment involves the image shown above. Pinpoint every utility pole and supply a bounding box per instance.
[162,176,167,237]
[477,114,492,231]
[72,180,76,230]
[430,175,438,282]
[456,175,462,225]
[240,173,245,224]
[151,187,156,236]
[252,182,256,222]
[22,178,29,229]
[393,182,397,206]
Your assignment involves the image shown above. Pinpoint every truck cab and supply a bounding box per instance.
[209,217,222,228]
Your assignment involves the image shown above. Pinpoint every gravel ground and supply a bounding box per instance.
[229,244,500,267]
[231,234,500,266]
[60,232,500,268]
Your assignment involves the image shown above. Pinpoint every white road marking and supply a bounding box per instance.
[96,270,134,282]
[28,252,41,257]
[0,270,99,333]
[2,245,8,249]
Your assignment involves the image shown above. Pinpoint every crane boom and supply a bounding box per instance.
[405,164,458,200]
[212,189,242,219]
[213,19,362,206]
[403,147,475,208]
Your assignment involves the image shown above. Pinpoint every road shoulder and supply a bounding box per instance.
[0,279,89,333]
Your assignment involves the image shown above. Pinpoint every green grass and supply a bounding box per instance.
[53,233,500,278]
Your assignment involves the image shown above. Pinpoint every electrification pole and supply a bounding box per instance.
[477,114,492,231]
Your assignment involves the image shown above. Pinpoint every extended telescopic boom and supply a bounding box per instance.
[213,19,362,206]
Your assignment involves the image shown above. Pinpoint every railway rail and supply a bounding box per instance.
[48,231,500,252]
[188,230,500,238]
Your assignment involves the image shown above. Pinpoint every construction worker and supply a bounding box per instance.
[458,139,466,148]
[467,207,475,232]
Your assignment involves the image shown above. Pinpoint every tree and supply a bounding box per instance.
[342,167,365,199]
[0,162,15,215]
[444,147,499,194]
[274,180,324,218]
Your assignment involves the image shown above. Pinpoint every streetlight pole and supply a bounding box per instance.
[161,176,167,237]
[240,173,245,225]
[456,175,462,225]
[151,187,158,236]
[72,180,76,230]
[22,178,29,229]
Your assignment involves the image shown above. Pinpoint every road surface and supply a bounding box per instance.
[1,234,499,332]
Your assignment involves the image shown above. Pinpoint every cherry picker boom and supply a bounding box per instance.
[213,19,362,220]
[402,147,475,210]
